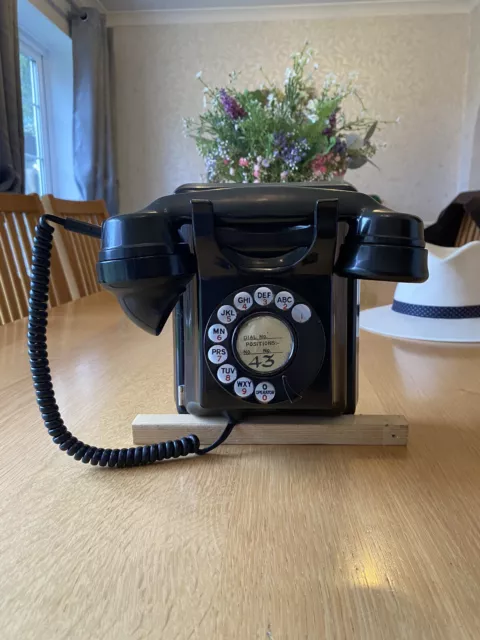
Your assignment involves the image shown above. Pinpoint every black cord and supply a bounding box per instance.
[28,215,236,467]
[197,416,236,455]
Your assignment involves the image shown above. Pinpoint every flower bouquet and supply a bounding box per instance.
[184,45,389,184]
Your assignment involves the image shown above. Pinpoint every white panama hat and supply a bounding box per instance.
[360,241,480,343]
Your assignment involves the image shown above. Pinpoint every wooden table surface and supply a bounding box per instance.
[1,292,480,640]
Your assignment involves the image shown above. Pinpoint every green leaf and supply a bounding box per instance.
[364,121,378,142]
[247,89,267,105]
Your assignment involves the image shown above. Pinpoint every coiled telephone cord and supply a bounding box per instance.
[27,215,236,467]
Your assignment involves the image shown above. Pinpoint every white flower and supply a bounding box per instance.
[229,167,235,176]
[196,71,203,79]
[267,93,275,106]
[313,63,319,70]
[256,155,263,163]
[203,95,207,108]
[348,70,359,81]
[396,116,401,123]
[305,99,318,123]
[284,67,295,83]
[323,72,337,89]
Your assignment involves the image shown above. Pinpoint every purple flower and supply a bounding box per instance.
[272,132,309,169]
[332,139,347,155]
[323,110,339,136]
[219,88,246,120]
[273,132,288,149]
[283,138,308,168]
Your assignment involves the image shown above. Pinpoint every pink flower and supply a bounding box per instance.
[223,158,230,165]
[280,170,289,181]
[253,164,261,179]
[311,153,332,176]
[239,158,249,167]
[254,178,261,183]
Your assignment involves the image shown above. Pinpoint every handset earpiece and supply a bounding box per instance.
[97,212,196,335]
[335,207,428,283]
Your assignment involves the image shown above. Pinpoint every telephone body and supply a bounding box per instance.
[97,183,428,422]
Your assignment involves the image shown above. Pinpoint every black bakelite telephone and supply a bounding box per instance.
[28,183,428,468]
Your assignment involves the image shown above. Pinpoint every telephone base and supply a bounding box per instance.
[132,414,408,446]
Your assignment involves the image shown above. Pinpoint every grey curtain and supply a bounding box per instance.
[71,7,118,214]
[0,0,24,193]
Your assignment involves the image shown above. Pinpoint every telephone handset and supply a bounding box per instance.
[28,183,427,468]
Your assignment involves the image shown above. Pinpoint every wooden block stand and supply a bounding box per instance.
[132,414,408,446]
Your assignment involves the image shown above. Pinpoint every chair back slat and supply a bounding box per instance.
[455,213,480,246]
[41,195,108,299]
[0,193,73,325]
[0,213,29,319]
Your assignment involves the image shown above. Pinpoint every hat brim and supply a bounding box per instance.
[360,305,480,343]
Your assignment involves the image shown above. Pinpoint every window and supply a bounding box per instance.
[19,39,51,195]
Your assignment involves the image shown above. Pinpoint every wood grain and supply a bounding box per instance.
[1,292,480,639]
[132,413,409,446]
[456,213,480,246]
[0,195,46,323]
[42,196,109,216]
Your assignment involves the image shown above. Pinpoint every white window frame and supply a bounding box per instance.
[19,32,53,195]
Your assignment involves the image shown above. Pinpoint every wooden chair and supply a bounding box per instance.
[0,193,72,325]
[424,191,480,247]
[455,211,480,246]
[41,195,108,300]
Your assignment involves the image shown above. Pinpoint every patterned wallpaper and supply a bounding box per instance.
[112,13,469,220]
[466,5,480,189]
